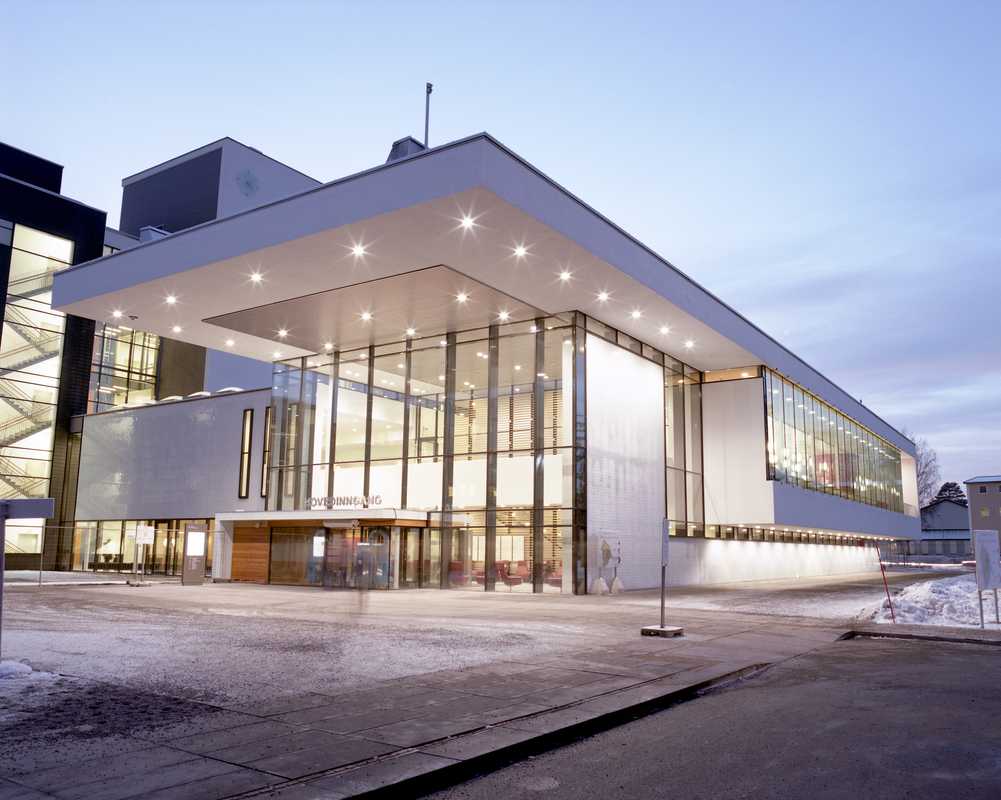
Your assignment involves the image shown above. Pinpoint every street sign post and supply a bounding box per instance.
[181,522,207,586]
[135,525,155,586]
[973,530,1001,629]
[0,498,55,659]
[642,519,684,638]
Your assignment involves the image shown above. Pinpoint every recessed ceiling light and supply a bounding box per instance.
[456,292,468,304]
[460,215,475,230]
[360,311,372,322]
[112,309,123,319]
[405,327,416,337]
[513,244,527,258]
[684,339,695,349]
[559,270,572,282]
[498,310,510,322]
[660,325,670,335]
[277,328,288,338]
[165,294,177,305]
[351,243,366,258]
[438,374,445,380]
[597,291,609,302]
[324,342,334,351]
[514,364,522,371]
[397,363,405,369]
[630,309,642,319]
[273,351,283,359]
[250,272,263,284]
[469,383,475,389]
[172,325,182,334]
[225,338,235,347]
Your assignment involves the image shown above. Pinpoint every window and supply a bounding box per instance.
[979,486,987,494]
[981,507,990,518]
[238,409,253,499]
[763,369,904,513]
[261,406,272,497]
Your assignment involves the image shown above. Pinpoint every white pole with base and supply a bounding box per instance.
[0,498,55,661]
[642,519,683,638]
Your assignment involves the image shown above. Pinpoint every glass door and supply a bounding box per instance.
[400,529,421,588]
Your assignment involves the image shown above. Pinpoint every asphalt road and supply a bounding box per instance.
[427,636,1001,800]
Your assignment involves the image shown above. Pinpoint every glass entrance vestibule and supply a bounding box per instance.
[263,313,706,594]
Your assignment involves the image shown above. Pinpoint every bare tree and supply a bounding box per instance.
[903,430,940,507]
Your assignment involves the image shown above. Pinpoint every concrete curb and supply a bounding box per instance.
[846,626,1001,647]
[234,662,769,800]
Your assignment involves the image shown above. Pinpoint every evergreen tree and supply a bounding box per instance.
[931,481,967,507]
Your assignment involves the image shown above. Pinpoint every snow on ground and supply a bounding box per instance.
[0,660,32,679]
[872,573,1001,629]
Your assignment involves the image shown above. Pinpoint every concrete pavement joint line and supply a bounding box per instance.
[224,662,772,800]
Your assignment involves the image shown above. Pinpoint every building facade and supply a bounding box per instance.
[966,476,1001,537]
[48,132,920,590]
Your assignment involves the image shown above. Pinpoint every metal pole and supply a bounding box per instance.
[0,510,6,660]
[995,589,999,625]
[979,591,985,630]
[424,83,433,147]
[38,524,44,587]
[660,563,666,628]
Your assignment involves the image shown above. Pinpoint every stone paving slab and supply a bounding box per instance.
[2,599,848,800]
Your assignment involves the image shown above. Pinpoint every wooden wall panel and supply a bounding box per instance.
[232,526,269,583]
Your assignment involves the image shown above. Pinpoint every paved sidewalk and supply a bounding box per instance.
[0,608,844,800]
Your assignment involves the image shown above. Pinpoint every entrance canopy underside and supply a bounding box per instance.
[51,133,912,452]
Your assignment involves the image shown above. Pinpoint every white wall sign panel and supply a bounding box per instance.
[75,390,270,521]
[585,333,665,591]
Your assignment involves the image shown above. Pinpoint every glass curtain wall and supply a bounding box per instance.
[267,315,578,593]
[88,324,159,412]
[0,224,73,555]
[764,369,903,512]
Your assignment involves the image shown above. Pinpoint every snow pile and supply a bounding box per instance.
[873,573,1000,629]
[0,660,32,679]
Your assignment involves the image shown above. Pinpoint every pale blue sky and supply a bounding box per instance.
[4,1,999,484]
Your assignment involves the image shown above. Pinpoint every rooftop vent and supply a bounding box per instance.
[385,136,426,163]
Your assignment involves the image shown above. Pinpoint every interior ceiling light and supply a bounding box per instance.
[250,272,263,284]
[361,311,373,322]
[597,291,610,302]
[559,270,572,282]
[165,294,177,305]
[630,309,642,319]
[456,292,469,304]
[514,364,522,370]
[324,342,334,351]
[273,351,282,359]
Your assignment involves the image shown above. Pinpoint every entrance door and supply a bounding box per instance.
[400,529,421,588]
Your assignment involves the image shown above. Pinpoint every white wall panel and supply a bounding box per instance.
[76,390,270,520]
[667,538,879,585]
[586,334,665,591]
[702,378,774,525]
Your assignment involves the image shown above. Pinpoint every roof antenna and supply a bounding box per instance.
[424,82,433,148]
